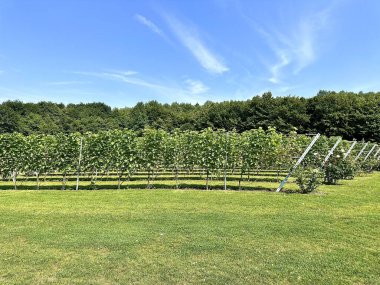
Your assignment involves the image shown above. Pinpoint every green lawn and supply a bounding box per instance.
[0,174,379,284]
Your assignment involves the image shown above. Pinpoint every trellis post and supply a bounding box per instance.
[374,147,380,160]
[224,132,228,191]
[76,137,83,191]
[322,137,342,166]
[355,142,369,161]
[343,141,357,160]
[276,133,321,192]
[364,145,377,162]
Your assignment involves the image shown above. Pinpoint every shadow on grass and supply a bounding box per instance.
[13,176,282,183]
[0,182,275,192]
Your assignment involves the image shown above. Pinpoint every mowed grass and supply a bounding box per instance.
[0,170,293,191]
[0,174,379,284]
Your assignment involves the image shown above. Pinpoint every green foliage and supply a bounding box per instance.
[0,105,19,133]
[1,91,380,142]
[324,151,357,184]
[340,159,358,179]
[54,133,81,173]
[295,167,324,193]
[137,128,168,188]
[373,159,380,171]
[0,133,26,186]
[360,158,378,173]
[24,134,58,189]
[0,129,374,192]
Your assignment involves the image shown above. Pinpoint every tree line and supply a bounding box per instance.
[0,90,379,141]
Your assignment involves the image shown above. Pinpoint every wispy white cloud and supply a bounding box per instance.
[44,80,91,86]
[134,14,175,46]
[184,79,209,94]
[76,70,166,90]
[249,4,335,84]
[268,52,290,84]
[164,14,228,74]
[105,72,167,90]
[293,8,331,73]
[73,70,137,77]
[135,14,165,37]
[74,70,208,103]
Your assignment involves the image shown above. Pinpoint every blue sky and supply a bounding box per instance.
[0,0,379,107]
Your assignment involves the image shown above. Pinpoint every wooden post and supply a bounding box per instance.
[224,132,228,191]
[76,137,83,191]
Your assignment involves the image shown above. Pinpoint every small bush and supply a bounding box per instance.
[373,160,380,171]
[340,159,357,179]
[295,167,323,194]
[360,158,378,173]
[323,153,357,184]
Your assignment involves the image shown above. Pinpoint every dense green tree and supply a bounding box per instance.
[0,91,379,141]
[0,105,19,133]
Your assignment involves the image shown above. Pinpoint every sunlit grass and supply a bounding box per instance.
[0,171,294,191]
[0,173,379,284]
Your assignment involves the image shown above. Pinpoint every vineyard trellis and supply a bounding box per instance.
[0,128,377,191]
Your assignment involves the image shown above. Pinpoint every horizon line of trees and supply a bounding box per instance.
[0,90,379,142]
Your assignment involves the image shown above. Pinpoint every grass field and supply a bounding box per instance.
[0,170,298,191]
[0,170,296,191]
[0,173,379,284]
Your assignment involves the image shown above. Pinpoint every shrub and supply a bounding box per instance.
[295,167,323,194]
[373,159,380,171]
[341,159,357,179]
[360,159,377,173]
[323,153,357,184]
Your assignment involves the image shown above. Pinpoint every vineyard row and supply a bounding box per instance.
[0,128,376,190]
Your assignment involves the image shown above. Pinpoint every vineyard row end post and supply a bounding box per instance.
[343,141,357,160]
[364,144,377,162]
[322,137,342,166]
[276,133,321,192]
[374,147,380,160]
[355,142,369,161]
